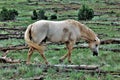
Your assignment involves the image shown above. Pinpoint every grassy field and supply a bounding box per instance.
[0,0,120,80]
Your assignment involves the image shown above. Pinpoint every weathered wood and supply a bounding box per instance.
[0,36,24,40]
[0,27,25,40]
[0,27,26,31]
[0,44,27,52]
[0,57,20,63]
[0,33,24,40]
[52,64,99,70]
[101,39,120,44]
[0,64,120,76]
[100,48,120,52]
[2,50,9,57]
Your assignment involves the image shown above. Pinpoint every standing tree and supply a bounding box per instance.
[78,5,94,20]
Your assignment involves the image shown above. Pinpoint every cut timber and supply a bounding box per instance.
[101,39,120,44]
[0,27,26,31]
[52,64,99,70]
[0,34,24,40]
[0,57,20,63]
[0,44,28,52]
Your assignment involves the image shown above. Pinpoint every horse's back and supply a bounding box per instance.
[30,20,81,43]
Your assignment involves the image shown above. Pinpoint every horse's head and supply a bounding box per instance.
[88,37,100,56]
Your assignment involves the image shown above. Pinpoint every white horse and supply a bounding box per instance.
[24,19,100,64]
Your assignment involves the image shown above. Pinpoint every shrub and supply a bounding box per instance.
[0,7,18,21]
[78,5,94,20]
[50,14,57,20]
[27,0,31,3]
[8,9,18,20]
[38,9,47,20]
[31,10,38,20]
[31,9,47,20]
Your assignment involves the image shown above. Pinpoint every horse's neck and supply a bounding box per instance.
[80,25,96,41]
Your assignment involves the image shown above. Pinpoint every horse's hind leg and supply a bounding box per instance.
[37,45,48,65]
[26,47,34,64]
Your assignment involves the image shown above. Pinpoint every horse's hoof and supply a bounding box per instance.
[46,63,51,67]
[59,59,63,63]
[68,60,73,64]
[45,61,50,65]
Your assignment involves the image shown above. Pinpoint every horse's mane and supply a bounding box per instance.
[66,19,96,41]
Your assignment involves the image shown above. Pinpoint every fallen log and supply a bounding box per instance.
[100,48,120,52]
[0,64,120,76]
[0,44,27,52]
[0,36,24,40]
[0,57,20,63]
[0,33,24,40]
[101,39,120,44]
[0,27,26,31]
[0,33,24,36]
[51,64,99,70]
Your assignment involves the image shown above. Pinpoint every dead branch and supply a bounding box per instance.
[51,64,99,70]
[101,39,120,44]
[0,36,24,40]
[0,57,20,63]
[2,50,9,57]
[0,33,24,40]
[0,27,26,31]
[100,48,120,52]
[0,44,27,52]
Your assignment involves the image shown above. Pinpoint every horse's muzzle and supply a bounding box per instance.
[93,51,98,56]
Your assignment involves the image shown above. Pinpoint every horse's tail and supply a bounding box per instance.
[24,25,43,50]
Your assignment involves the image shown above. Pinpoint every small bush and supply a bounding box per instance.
[31,10,38,20]
[31,9,47,20]
[0,7,18,21]
[27,0,31,3]
[38,9,46,20]
[50,14,57,20]
[78,5,94,20]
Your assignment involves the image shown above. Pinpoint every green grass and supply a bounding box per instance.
[0,48,120,79]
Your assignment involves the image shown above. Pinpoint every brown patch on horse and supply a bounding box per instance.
[63,28,69,32]
[61,28,70,42]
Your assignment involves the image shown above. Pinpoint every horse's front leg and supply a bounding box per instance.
[59,41,74,64]
[67,41,74,63]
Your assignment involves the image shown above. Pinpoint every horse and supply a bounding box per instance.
[24,19,100,64]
